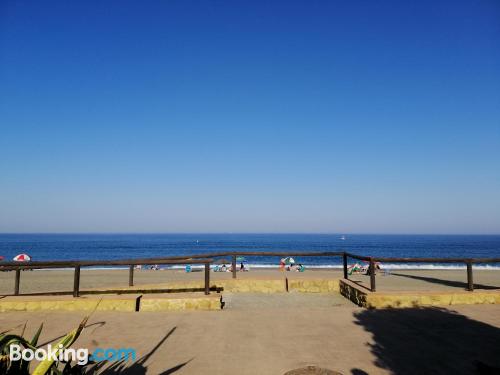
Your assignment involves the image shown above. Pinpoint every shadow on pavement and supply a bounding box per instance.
[391,272,499,290]
[85,326,192,374]
[353,307,500,375]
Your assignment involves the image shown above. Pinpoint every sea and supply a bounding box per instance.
[0,234,499,270]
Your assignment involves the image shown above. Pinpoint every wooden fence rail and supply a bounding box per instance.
[2,258,213,297]
[2,251,499,296]
[345,253,500,292]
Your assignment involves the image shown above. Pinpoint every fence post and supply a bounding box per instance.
[129,265,134,287]
[14,269,21,295]
[343,253,348,279]
[370,258,376,292]
[73,265,81,297]
[232,255,237,279]
[466,261,473,291]
[204,262,210,295]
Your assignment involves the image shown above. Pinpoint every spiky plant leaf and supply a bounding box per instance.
[31,323,44,347]
[20,322,27,338]
[0,334,37,351]
[32,316,88,375]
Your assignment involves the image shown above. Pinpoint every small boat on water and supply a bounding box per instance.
[340,235,346,241]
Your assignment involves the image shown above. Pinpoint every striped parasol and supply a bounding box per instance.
[13,253,31,262]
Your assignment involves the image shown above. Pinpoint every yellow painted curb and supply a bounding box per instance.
[0,294,222,312]
[140,296,221,311]
[288,279,339,293]
[121,279,340,294]
[366,292,500,309]
[0,298,137,312]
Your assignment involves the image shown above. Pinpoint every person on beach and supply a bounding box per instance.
[279,258,285,270]
[295,264,305,272]
[365,262,381,276]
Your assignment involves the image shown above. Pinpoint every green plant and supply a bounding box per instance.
[0,317,89,375]
[0,322,42,374]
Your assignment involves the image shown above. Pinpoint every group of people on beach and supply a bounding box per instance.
[132,264,159,270]
[279,258,305,272]
[213,262,249,272]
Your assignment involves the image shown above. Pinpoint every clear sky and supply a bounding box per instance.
[0,0,499,234]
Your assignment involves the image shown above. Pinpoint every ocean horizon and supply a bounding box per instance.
[1,233,499,270]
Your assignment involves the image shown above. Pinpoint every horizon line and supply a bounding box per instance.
[1,232,500,236]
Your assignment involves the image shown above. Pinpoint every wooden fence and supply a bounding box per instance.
[1,258,213,297]
[1,251,499,296]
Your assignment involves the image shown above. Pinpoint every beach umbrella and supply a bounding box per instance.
[236,256,245,261]
[0,256,4,261]
[284,257,295,265]
[13,253,31,262]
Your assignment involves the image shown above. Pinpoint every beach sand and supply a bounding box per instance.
[0,268,499,295]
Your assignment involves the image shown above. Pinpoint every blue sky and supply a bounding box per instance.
[1,0,499,234]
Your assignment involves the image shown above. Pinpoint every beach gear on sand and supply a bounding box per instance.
[282,257,300,271]
[13,253,31,262]
[185,265,192,273]
[213,264,228,272]
[348,263,362,275]
[281,257,296,270]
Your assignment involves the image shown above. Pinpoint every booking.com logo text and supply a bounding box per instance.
[10,344,136,365]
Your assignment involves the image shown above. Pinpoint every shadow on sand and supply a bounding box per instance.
[353,307,500,375]
[85,326,192,374]
[391,272,499,290]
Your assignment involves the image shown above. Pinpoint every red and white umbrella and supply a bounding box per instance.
[13,253,31,262]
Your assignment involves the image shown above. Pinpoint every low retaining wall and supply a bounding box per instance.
[140,295,221,311]
[339,279,368,307]
[0,297,137,312]
[339,279,500,309]
[0,294,222,312]
[108,278,340,294]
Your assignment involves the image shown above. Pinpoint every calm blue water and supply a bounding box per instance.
[0,234,499,269]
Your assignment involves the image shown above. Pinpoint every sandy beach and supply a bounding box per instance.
[1,268,499,295]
